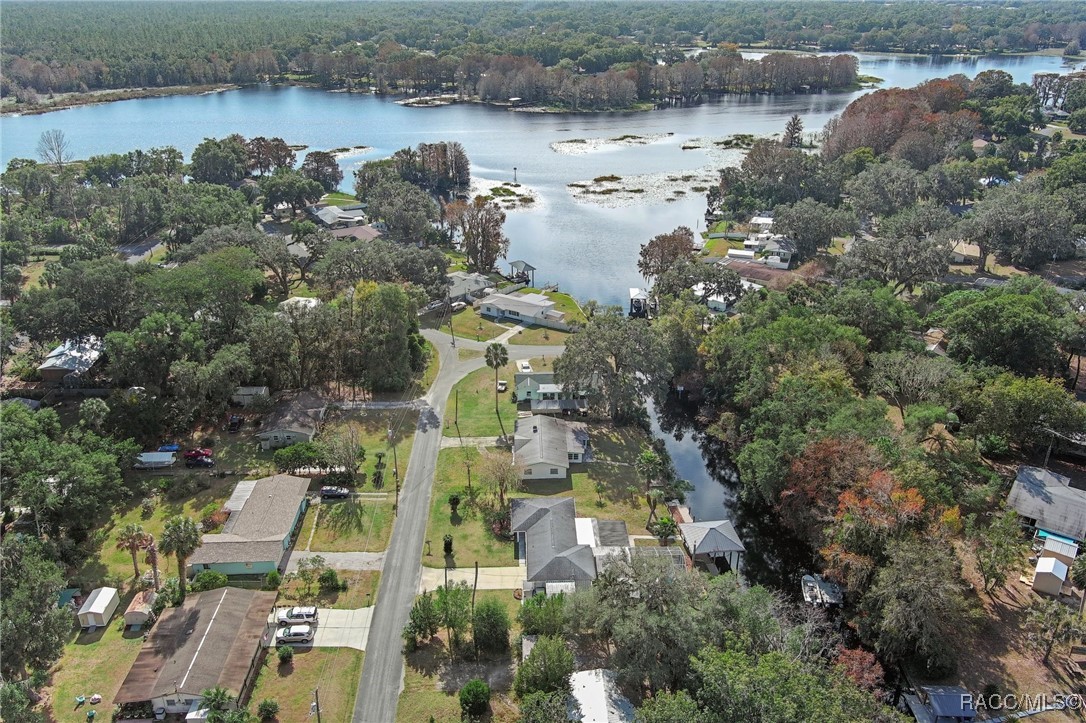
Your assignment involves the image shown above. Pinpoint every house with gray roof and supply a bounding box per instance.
[257,391,327,450]
[477,291,569,330]
[308,203,367,229]
[189,474,310,576]
[511,497,597,596]
[447,271,494,302]
[514,368,588,415]
[1007,466,1086,542]
[37,336,103,385]
[513,415,589,480]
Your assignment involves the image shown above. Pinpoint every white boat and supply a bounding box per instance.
[801,574,843,606]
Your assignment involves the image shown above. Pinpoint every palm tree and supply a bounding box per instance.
[199,686,233,722]
[1071,555,1086,614]
[485,342,509,413]
[144,535,162,591]
[635,448,666,492]
[160,516,202,599]
[645,488,665,526]
[485,342,509,434]
[116,523,148,580]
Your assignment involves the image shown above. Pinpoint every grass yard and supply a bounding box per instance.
[507,324,572,346]
[397,591,522,722]
[459,348,484,361]
[427,424,651,568]
[299,497,395,552]
[320,191,359,205]
[702,236,744,257]
[317,408,416,490]
[72,473,238,590]
[249,648,363,722]
[445,357,550,438]
[41,608,145,723]
[421,339,441,392]
[277,570,381,609]
[445,249,469,273]
[450,306,509,342]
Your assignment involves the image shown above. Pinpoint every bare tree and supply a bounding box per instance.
[480,449,522,508]
[36,129,72,170]
[323,422,366,481]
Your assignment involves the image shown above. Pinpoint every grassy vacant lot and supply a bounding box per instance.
[451,306,509,342]
[43,607,145,722]
[249,648,363,723]
[277,570,381,609]
[444,356,548,438]
[702,235,744,257]
[397,590,522,722]
[73,473,237,590]
[507,324,571,346]
[296,497,394,552]
[318,408,416,490]
[320,191,358,205]
[427,424,650,568]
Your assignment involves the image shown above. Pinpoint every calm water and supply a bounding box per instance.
[2,52,1078,305]
[2,51,1077,589]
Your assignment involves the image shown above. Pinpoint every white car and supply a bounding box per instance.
[497,380,508,392]
[276,624,315,644]
[276,606,318,626]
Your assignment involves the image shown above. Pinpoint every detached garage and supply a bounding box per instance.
[78,587,120,630]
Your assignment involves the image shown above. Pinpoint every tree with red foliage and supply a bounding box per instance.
[835,646,886,695]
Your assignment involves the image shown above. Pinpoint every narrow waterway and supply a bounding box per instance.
[647,395,816,593]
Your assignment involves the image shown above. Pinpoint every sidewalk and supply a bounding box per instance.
[418,565,524,593]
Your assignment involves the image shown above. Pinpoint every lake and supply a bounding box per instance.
[2,51,1080,306]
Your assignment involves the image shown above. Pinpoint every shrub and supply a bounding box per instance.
[518,593,567,637]
[165,474,199,500]
[190,570,228,593]
[514,636,573,698]
[459,679,491,717]
[264,570,282,590]
[472,598,510,654]
[277,645,294,665]
[318,568,340,593]
[256,699,279,720]
[443,534,453,555]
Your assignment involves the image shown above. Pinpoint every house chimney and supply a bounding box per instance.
[532,426,538,433]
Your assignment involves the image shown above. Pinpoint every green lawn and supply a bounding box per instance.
[43,606,145,723]
[276,570,380,609]
[398,591,521,722]
[300,497,395,552]
[427,423,651,569]
[445,249,469,272]
[507,324,571,345]
[317,408,416,490]
[420,339,441,392]
[450,306,509,342]
[249,648,363,722]
[444,357,550,438]
[702,236,744,257]
[320,191,359,205]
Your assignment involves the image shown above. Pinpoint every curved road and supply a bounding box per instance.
[352,329,565,722]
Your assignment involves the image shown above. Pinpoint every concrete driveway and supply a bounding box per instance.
[311,607,373,650]
[418,566,525,593]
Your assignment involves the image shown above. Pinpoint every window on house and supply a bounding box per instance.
[525,468,532,475]
[568,453,576,460]
[550,468,559,475]
[245,562,253,568]
[508,310,520,317]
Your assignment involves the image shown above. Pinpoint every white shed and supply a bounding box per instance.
[1033,557,1069,596]
[78,587,120,629]
[231,386,270,407]
[1041,538,1079,568]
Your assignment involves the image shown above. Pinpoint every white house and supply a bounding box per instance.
[749,213,774,231]
[447,271,493,302]
[77,586,120,629]
[277,296,322,314]
[1033,556,1069,596]
[691,280,763,314]
[477,292,568,330]
[513,415,589,480]
[37,336,103,385]
[257,391,326,450]
[514,367,588,415]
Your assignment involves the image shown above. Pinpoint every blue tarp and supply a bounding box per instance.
[157,444,180,452]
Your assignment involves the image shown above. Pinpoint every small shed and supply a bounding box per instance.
[1041,537,1079,568]
[78,587,120,629]
[1033,557,1069,596]
[679,519,745,573]
[124,589,157,628]
[231,386,270,407]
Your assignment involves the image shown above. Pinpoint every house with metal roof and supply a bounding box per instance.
[189,475,310,576]
[513,415,589,480]
[114,587,277,718]
[511,497,597,596]
[903,685,977,722]
[307,203,367,228]
[257,391,327,450]
[37,336,103,385]
[447,271,494,302]
[678,519,745,573]
[477,291,569,330]
[513,368,588,416]
[1007,466,1086,542]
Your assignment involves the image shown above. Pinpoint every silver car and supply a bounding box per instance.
[275,624,315,644]
[276,606,318,626]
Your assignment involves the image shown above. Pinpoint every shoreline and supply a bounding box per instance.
[0,84,239,117]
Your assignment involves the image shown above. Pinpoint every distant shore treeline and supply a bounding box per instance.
[2,0,1083,104]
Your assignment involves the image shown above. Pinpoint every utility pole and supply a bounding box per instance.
[455,388,459,425]
[388,425,400,513]
[313,688,322,723]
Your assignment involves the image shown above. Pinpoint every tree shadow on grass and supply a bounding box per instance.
[320,499,367,535]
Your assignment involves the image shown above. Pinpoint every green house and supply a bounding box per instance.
[189,474,310,577]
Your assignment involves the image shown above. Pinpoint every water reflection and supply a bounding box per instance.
[648,393,817,593]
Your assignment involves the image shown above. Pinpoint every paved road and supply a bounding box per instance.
[352,329,563,722]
